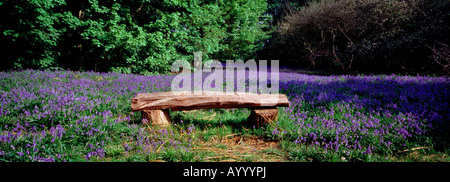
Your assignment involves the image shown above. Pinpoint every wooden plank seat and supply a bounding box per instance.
[131,91,290,127]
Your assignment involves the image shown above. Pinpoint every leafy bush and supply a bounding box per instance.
[0,0,272,74]
[268,0,450,75]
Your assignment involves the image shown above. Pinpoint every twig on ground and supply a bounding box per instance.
[399,146,430,153]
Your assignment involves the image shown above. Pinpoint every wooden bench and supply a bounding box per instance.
[131,91,290,127]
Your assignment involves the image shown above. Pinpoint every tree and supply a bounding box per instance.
[0,0,272,74]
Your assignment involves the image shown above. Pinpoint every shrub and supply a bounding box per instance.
[270,0,450,75]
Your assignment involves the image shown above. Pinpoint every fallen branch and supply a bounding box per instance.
[399,146,431,153]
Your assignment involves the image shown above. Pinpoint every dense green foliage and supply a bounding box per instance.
[0,0,271,74]
[1,0,448,75]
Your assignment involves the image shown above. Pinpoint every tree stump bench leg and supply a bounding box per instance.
[141,109,171,126]
[247,107,278,128]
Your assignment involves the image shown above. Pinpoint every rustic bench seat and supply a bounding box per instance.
[131,91,290,127]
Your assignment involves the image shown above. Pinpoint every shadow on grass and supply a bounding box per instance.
[168,109,279,139]
[171,110,249,129]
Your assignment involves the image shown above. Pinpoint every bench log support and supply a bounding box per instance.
[247,108,278,128]
[141,109,171,126]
